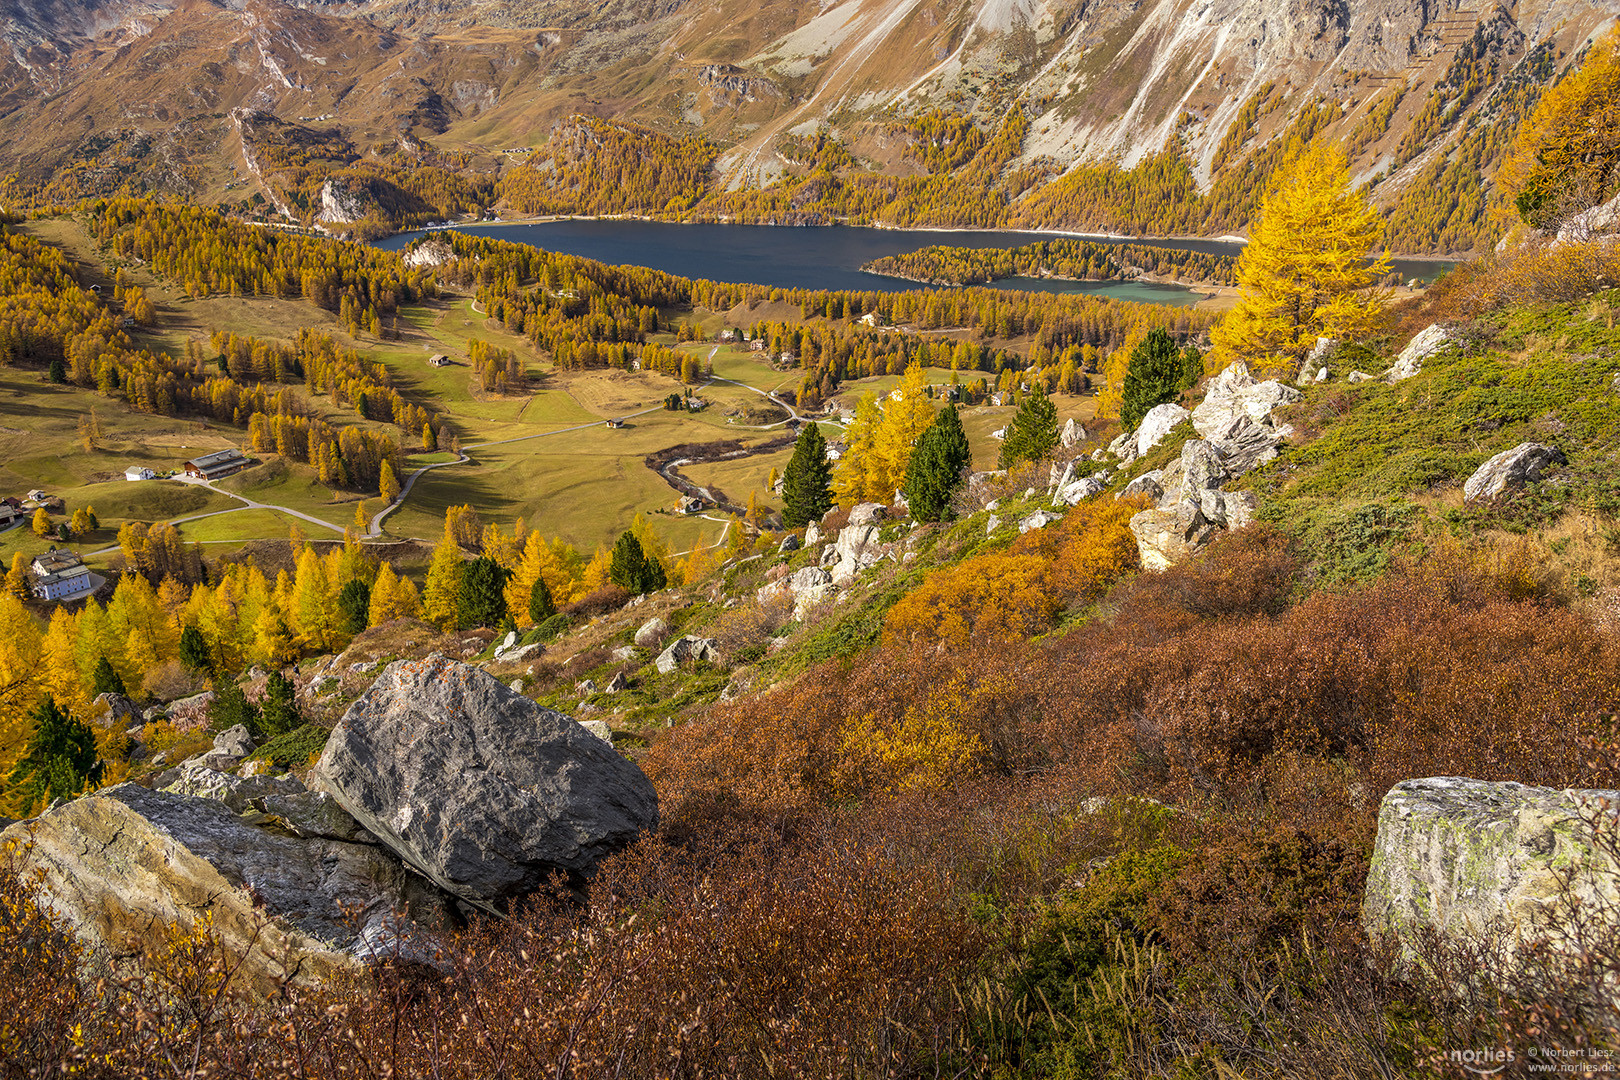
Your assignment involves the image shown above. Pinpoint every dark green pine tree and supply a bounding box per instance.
[90,655,125,698]
[781,422,834,529]
[47,358,66,384]
[210,680,260,735]
[528,576,556,624]
[337,578,373,635]
[178,624,212,672]
[609,531,666,594]
[998,385,1060,468]
[260,671,302,739]
[1120,327,1189,432]
[461,556,513,628]
[9,696,103,811]
[903,404,973,522]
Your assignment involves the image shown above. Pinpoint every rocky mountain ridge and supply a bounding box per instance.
[0,0,1610,248]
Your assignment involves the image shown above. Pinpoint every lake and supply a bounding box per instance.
[376,220,1453,303]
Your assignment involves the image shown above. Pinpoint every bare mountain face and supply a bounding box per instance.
[0,0,1611,248]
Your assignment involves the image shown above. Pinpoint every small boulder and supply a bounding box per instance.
[804,521,822,545]
[1462,442,1567,503]
[633,617,669,648]
[215,725,256,758]
[259,790,372,843]
[1346,370,1374,383]
[1388,324,1453,382]
[605,670,629,693]
[165,759,304,813]
[656,635,720,674]
[1052,478,1103,507]
[312,657,658,908]
[1119,470,1165,502]
[847,502,888,527]
[1019,509,1061,533]
[779,534,801,553]
[93,693,140,727]
[1059,417,1086,448]
[1191,362,1300,439]
[579,720,613,744]
[1130,501,1220,571]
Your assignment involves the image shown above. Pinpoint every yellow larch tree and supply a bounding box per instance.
[832,364,936,507]
[422,518,466,630]
[1501,28,1620,229]
[1209,141,1391,377]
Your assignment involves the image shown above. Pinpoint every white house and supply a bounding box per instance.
[125,466,155,482]
[26,489,46,504]
[30,548,92,602]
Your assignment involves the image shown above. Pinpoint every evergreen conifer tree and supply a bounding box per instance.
[260,671,301,739]
[1120,328,1186,431]
[998,386,1059,468]
[178,625,211,672]
[781,422,833,528]
[609,531,666,594]
[902,404,972,522]
[337,578,372,635]
[461,556,512,627]
[8,696,102,811]
[47,358,66,384]
[528,576,556,624]
[91,655,125,698]
[210,680,260,734]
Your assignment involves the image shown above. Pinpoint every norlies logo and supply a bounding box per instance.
[1453,1048,1516,1075]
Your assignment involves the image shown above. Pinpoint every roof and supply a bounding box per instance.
[187,448,246,469]
[33,548,84,576]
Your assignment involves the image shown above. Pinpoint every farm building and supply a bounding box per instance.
[124,466,155,482]
[184,448,249,480]
[0,504,19,529]
[30,548,92,602]
[605,418,625,429]
[26,489,46,504]
[427,354,452,367]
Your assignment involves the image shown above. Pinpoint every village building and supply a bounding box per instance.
[605,418,625,429]
[124,466,155,482]
[676,494,711,515]
[427,354,453,367]
[183,448,250,481]
[26,489,46,504]
[30,548,92,602]
[0,503,20,529]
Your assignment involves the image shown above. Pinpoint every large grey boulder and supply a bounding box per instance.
[1060,417,1086,448]
[828,523,883,585]
[1119,470,1165,503]
[312,657,658,908]
[92,693,140,727]
[656,635,720,673]
[1,785,453,994]
[1052,477,1103,507]
[214,724,256,759]
[1363,777,1620,982]
[1462,443,1567,503]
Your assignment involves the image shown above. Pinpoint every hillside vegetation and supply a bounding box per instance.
[1,35,1620,1078]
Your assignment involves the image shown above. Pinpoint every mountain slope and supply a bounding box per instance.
[0,0,1611,252]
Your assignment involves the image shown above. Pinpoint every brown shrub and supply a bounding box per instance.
[140,659,208,705]
[563,584,631,618]
[709,591,794,655]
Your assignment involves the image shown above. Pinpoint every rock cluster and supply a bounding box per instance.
[4,658,659,992]
[1121,363,1293,568]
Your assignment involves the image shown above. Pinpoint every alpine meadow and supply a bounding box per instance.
[1,2,1620,1078]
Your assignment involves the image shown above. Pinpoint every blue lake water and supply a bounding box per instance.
[376,220,1453,303]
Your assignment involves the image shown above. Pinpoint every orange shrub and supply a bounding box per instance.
[884,498,1140,648]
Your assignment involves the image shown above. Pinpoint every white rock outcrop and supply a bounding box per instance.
[1462,443,1567,503]
[1388,325,1454,382]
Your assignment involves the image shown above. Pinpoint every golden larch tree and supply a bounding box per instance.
[1209,142,1390,376]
